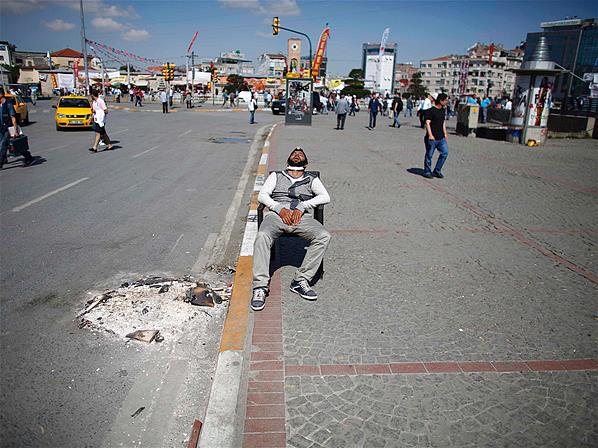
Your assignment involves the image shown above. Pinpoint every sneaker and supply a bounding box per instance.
[423,172,433,179]
[290,279,317,300]
[432,171,444,179]
[251,288,267,311]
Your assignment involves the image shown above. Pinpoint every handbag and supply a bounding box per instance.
[9,135,29,156]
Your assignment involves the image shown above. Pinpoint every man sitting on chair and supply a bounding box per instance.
[251,147,331,311]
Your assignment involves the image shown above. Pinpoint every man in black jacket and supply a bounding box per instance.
[391,96,403,128]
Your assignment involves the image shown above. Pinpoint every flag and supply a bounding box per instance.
[187,31,199,54]
[312,27,330,78]
[379,28,390,56]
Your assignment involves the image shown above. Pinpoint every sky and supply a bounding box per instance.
[1,0,597,76]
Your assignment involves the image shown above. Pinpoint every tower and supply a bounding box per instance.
[287,38,301,74]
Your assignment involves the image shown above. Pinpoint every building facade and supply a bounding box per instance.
[362,42,397,93]
[256,53,286,78]
[0,41,15,65]
[394,62,418,94]
[419,43,523,98]
[523,18,597,100]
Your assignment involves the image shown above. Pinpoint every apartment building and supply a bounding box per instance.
[420,43,523,98]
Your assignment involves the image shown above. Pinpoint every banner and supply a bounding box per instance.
[312,27,330,79]
[379,28,390,56]
[285,78,312,126]
[86,39,161,64]
[57,73,75,89]
[187,31,199,54]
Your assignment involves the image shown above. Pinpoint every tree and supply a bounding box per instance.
[348,68,364,80]
[1,64,20,84]
[223,74,248,94]
[342,68,370,98]
[406,72,427,98]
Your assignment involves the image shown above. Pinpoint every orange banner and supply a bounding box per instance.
[312,27,330,79]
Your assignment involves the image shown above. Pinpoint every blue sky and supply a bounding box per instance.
[1,0,596,75]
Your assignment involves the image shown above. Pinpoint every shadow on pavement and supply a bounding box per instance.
[407,167,428,177]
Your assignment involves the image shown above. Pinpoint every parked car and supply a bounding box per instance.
[53,95,93,131]
[272,98,286,115]
[5,94,29,125]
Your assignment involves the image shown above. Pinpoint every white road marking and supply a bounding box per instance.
[131,145,159,159]
[179,129,192,137]
[240,210,258,256]
[259,153,268,165]
[167,233,185,257]
[191,232,218,273]
[12,177,89,212]
[110,128,129,135]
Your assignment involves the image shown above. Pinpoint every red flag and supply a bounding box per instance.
[312,27,330,78]
[488,43,495,65]
[187,31,199,54]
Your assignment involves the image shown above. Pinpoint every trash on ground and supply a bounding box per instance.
[126,329,161,343]
[131,406,145,418]
[77,275,232,343]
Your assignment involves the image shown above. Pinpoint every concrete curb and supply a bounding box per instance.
[199,124,277,447]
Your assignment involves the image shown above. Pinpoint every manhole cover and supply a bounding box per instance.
[208,137,252,144]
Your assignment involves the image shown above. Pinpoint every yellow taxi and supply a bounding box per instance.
[54,95,93,131]
[5,93,29,125]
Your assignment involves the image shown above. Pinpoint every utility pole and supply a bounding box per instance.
[79,0,90,94]
[191,51,195,94]
[127,62,130,89]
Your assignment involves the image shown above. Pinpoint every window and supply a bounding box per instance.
[0,45,6,51]
[0,56,3,61]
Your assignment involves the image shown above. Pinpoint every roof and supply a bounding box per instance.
[428,56,453,61]
[265,53,286,60]
[51,48,84,58]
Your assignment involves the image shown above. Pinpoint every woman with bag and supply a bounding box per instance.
[89,89,113,152]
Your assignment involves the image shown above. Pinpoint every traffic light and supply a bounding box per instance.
[272,17,280,35]
[162,63,175,81]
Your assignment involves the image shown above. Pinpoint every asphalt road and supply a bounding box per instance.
[0,100,280,447]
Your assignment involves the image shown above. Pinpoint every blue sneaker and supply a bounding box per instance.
[290,279,317,300]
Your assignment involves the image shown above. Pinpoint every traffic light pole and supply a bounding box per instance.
[277,25,313,79]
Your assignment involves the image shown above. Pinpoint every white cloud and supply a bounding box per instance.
[2,0,44,14]
[43,19,76,31]
[123,28,150,42]
[218,0,300,16]
[2,0,137,18]
[91,17,125,31]
[256,31,274,39]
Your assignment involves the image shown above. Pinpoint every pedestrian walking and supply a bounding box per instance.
[0,88,36,169]
[222,91,229,108]
[480,96,491,123]
[422,93,449,179]
[185,90,192,109]
[89,89,113,153]
[404,96,413,117]
[248,92,257,124]
[349,95,357,116]
[159,89,168,114]
[251,147,331,311]
[390,95,403,128]
[168,87,174,108]
[134,89,143,107]
[368,94,381,129]
[229,92,235,108]
[335,93,350,130]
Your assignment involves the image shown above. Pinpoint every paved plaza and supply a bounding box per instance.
[240,111,597,447]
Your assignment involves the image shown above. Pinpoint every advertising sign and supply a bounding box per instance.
[285,77,312,126]
[527,75,553,127]
[312,27,330,79]
[57,73,75,89]
[510,75,530,127]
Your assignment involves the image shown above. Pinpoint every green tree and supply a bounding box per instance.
[407,72,427,98]
[1,64,20,84]
[348,68,364,79]
[223,74,248,94]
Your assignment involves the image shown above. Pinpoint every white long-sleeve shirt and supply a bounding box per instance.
[258,171,330,214]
